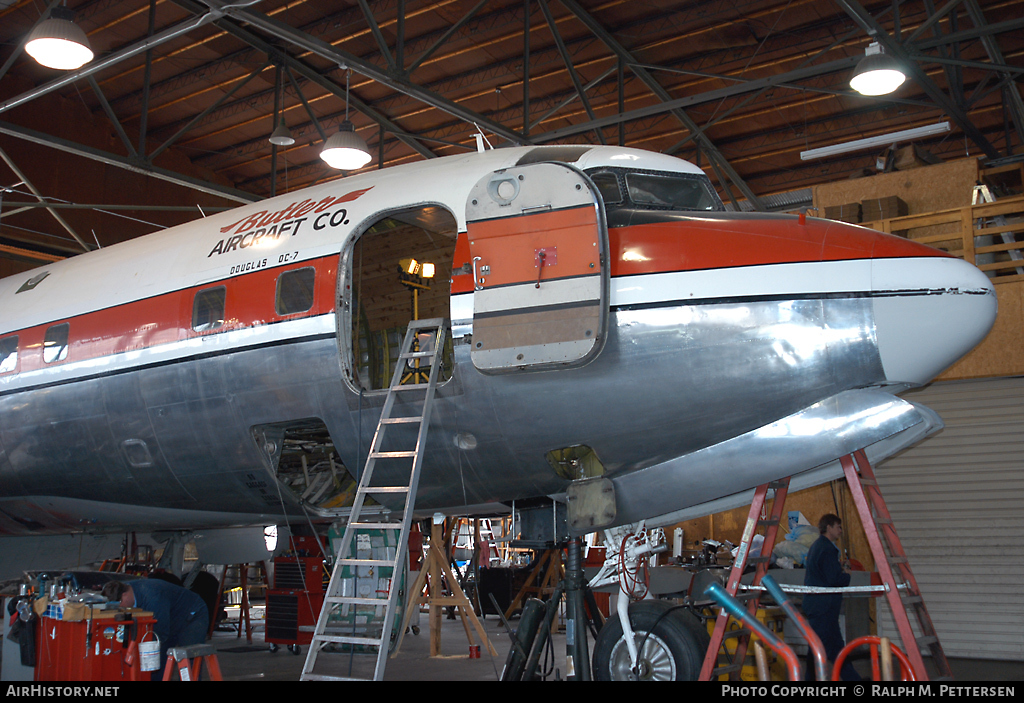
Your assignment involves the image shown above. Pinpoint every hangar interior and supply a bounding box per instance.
[1,0,1023,684]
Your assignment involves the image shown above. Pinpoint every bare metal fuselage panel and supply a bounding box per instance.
[0,146,996,537]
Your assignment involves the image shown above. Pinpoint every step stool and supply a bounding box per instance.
[161,644,223,681]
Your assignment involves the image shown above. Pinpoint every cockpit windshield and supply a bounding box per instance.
[586,167,724,213]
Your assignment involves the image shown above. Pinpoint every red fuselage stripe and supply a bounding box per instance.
[2,219,947,375]
[4,257,337,376]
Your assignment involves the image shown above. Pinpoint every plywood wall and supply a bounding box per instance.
[352,224,456,332]
[812,156,1024,379]
[938,279,1024,380]
[667,481,875,571]
[813,157,980,216]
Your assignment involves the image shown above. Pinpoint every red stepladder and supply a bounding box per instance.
[700,477,791,680]
[841,450,952,681]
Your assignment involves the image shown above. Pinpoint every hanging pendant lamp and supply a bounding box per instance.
[850,42,906,96]
[269,118,295,146]
[25,7,94,71]
[320,69,371,170]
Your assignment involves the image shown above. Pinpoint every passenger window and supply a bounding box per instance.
[590,172,622,204]
[0,335,17,373]
[276,267,316,316]
[193,287,226,332]
[43,324,69,364]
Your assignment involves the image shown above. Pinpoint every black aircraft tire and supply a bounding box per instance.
[592,600,708,681]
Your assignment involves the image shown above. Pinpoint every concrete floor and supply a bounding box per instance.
[206,613,1024,682]
[209,609,551,681]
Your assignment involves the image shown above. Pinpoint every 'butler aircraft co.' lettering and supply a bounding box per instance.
[206,186,373,258]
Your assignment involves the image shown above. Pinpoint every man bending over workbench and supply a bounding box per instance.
[102,578,210,676]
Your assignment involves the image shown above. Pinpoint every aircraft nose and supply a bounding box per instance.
[871,256,997,386]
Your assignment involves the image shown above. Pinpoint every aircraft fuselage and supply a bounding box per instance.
[0,146,996,536]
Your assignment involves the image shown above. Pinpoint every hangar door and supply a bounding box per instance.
[874,377,1024,660]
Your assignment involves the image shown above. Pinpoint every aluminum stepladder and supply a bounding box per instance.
[972,184,1023,276]
[301,318,447,681]
[699,477,791,680]
[840,450,952,681]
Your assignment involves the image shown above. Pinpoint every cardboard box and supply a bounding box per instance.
[824,203,862,223]
[861,195,909,221]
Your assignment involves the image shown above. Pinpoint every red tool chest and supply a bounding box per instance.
[35,612,158,681]
[265,536,328,648]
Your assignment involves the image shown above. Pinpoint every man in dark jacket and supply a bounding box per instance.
[101,578,209,675]
[802,513,860,681]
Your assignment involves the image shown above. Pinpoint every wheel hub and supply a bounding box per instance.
[608,631,677,681]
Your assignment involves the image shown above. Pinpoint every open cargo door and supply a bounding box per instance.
[465,162,609,373]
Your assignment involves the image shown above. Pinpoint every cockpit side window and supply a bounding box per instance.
[589,171,622,204]
[586,167,723,212]
[625,172,721,211]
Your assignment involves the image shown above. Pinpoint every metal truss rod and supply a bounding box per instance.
[271,64,281,198]
[905,0,965,43]
[909,53,1024,75]
[530,66,615,132]
[406,0,490,76]
[0,242,65,264]
[87,76,139,160]
[963,0,1024,146]
[0,202,234,212]
[837,0,999,158]
[0,120,257,204]
[920,0,964,122]
[0,11,219,116]
[356,0,398,74]
[532,55,857,143]
[151,61,271,161]
[171,0,436,159]
[0,147,89,251]
[559,0,763,209]
[910,14,1024,51]
[139,0,158,158]
[285,68,329,142]
[0,0,63,84]
[397,0,405,68]
[523,0,530,137]
[204,0,531,146]
[538,0,605,144]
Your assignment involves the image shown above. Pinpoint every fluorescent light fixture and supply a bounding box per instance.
[25,8,93,71]
[799,122,950,161]
[850,42,906,96]
[319,120,372,170]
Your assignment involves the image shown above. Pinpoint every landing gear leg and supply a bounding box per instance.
[496,538,601,680]
[592,600,709,681]
[588,523,707,680]
[564,537,591,681]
